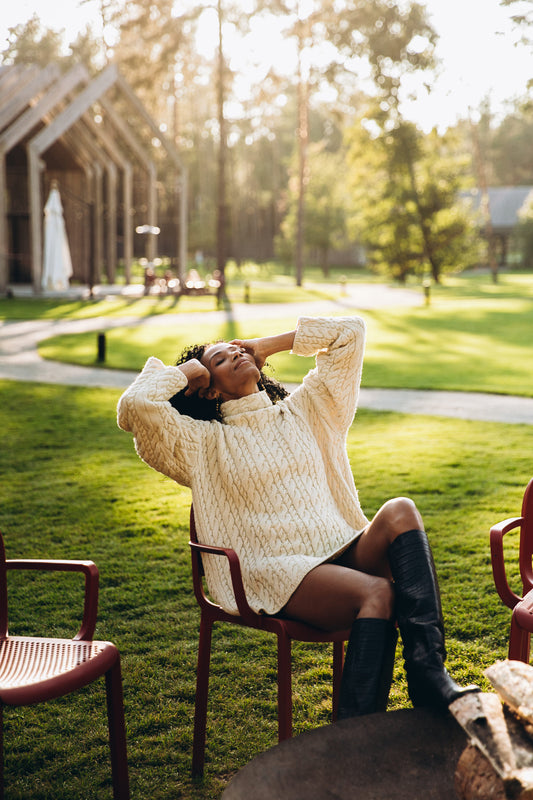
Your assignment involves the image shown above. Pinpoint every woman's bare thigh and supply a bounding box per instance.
[281,563,393,632]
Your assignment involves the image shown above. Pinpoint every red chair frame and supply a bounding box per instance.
[0,532,129,799]
[189,506,350,778]
[490,477,533,663]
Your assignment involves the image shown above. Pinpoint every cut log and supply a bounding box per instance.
[455,744,506,800]
[486,661,533,734]
[450,691,533,799]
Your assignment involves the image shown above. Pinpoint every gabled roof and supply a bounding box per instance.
[0,63,188,293]
[465,186,533,232]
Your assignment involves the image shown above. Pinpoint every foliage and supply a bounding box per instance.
[345,118,481,282]
[0,14,103,72]
[491,104,533,186]
[5,0,533,280]
[275,145,350,273]
[1,377,532,798]
[325,0,438,121]
[1,16,67,67]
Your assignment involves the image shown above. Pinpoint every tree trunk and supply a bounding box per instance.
[470,118,498,283]
[216,0,228,291]
[295,39,308,288]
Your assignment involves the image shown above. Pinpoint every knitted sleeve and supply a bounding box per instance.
[290,316,366,433]
[117,356,202,487]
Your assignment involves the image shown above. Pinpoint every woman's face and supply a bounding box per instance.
[201,342,260,401]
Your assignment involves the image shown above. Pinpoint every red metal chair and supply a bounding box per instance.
[189,506,350,778]
[490,477,533,663]
[0,531,129,799]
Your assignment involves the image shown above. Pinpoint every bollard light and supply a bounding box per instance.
[97,332,106,363]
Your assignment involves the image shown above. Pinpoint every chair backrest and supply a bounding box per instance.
[519,478,533,593]
[189,506,211,611]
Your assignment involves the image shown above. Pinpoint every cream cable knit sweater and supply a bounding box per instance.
[117,315,369,615]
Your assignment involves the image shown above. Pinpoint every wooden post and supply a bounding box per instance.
[27,144,44,293]
[0,154,8,295]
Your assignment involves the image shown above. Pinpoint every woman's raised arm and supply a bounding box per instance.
[230,330,296,370]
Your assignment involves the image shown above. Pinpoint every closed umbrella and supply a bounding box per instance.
[42,181,73,291]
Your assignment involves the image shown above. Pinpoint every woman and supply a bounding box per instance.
[117,315,478,717]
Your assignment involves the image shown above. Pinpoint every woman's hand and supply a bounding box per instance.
[230,338,268,370]
[230,330,296,370]
[177,358,215,398]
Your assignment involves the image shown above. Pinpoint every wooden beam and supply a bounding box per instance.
[115,71,188,279]
[0,65,38,104]
[105,163,118,283]
[123,165,133,283]
[29,64,118,157]
[0,154,8,294]
[98,97,158,262]
[65,122,111,285]
[25,66,116,292]
[115,72,185,168]
[27,147,44,293]
[81,112,132,282]
[0,65,88,293]
[0,64,59,132]
[0,64,88,156]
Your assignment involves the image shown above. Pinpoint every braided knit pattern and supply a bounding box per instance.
[117,316,369,615]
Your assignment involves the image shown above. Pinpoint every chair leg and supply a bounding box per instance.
[105,657,130,800]
[277,633,292,741]
[192,615,214,778]
[0,706,3,800]
[509,615,531,663]
[331,640,345,722]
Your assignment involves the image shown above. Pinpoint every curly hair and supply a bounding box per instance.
[169,342,289,422]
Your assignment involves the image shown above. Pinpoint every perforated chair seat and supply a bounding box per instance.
[0,535,129,800]
[0,637,119,705]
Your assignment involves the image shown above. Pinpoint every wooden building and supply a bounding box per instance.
[0,63,188,294]
[466,186,533,267]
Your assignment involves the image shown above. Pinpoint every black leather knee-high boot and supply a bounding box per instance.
[388,529,479,711]
[338,617,398,720]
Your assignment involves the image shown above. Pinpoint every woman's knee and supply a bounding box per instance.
[358,575,395,620]
[380,497,423,536]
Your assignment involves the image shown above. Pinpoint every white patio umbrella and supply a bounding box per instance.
[41,181,73,291]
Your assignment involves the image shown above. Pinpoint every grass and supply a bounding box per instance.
[3,268,533,796]
[0,273,339,322]
[1,377,532,799]
[35,270,533,396]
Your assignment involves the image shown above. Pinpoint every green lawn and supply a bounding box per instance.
[36,271,533,397]
[1,378,532,799]
[3,269,533,797]
[0,274,339,321]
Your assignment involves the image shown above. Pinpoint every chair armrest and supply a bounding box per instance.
[189,541,258,624]
[6,558,99,641]
[490,517,523,610]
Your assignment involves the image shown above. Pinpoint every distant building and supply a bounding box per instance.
[464,186,533,267]
[0,63,187,294]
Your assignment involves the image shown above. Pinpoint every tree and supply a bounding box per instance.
[325,0,438,125]
[255,0,336,285]
[0,15,103,72]
[345,116,481,283]
[276,144,348,275]
[1,16,66,67]
[491,104,533,185]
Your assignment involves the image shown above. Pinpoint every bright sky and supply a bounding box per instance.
[1,0,531,132]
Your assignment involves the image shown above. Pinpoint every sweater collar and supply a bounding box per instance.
[220,390,272,420]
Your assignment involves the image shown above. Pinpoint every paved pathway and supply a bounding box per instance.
[2,283,533,424]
